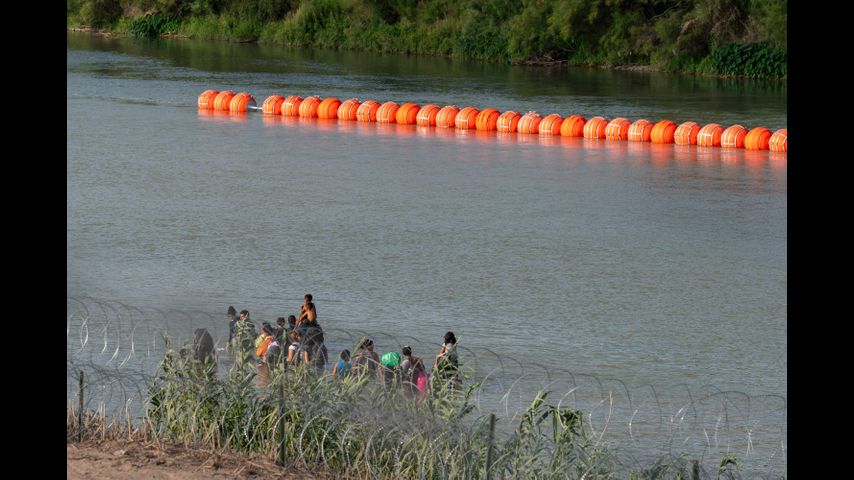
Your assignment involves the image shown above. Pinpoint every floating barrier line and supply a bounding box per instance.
[197,89,788,153]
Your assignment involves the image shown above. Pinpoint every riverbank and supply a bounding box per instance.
[67,439,326,479]
[66,0,786,79]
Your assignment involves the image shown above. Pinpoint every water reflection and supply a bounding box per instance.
[197,109,249,122]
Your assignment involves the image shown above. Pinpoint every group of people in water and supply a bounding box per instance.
[225,294,460,395]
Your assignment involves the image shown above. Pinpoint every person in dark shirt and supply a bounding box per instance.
[226,306,238,349]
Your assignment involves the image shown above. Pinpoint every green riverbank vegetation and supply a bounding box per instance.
[67,337,748,478]
[67,0,786,78]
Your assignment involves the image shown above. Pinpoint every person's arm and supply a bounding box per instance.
[434,345,445,370]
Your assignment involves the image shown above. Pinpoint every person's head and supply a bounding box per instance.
[444,331,456,345]
[361,338,374,351]
[262,324,274,336]
[287,315,296,328]
[340,349,351,361]
[276,316,285,327]
[227,306,237,319]
[304,294,313,303]
[240,309,249,320]
[402,345,412,357]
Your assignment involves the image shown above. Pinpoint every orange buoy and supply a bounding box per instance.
[627,119,652,142]
[583,116,608,139]
[229,93,256,113]
[317,97,342,119]
[497,111,522,133]
[356,100,380,122]
[396,102,420,125]
[744,127,772,150]
[475,108,500,131]
[436,106,460,128]
[416,104,440,126]
[298,96,321,118]
[262,95,285,115]
[560,115,586,137]
[538,114,563,136]
[674,121,700,145]
[337,98,360,121]
[455,107,480,130]
[605,118,631,141]
[282,96,303,116]
[377,101,400,123]
[518,112,542,134]
[697,123,724,147]
[212,90,235,111]
[651,120,677,144]
[721,124,748,148]
[198,90,219,109]
[769,129,787,152]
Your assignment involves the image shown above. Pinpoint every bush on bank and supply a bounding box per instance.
[67,0,786,78]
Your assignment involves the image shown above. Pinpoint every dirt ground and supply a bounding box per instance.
[67,439,326,479]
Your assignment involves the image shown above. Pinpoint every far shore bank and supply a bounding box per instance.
[66,27,783,81]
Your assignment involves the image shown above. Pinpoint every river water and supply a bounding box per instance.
[67,31,786,475]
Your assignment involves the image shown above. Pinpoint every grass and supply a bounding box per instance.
[66,335,758,479]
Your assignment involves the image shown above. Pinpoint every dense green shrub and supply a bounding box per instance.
[130,13,180,37]
[711,42,786,78]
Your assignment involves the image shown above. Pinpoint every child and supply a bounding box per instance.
[332,349,351,378]
[256,324,275,362]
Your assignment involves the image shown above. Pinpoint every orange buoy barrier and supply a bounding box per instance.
[377,101,400,123]
[721,124,748,148]
[396,102,420,125]
[299,96,321,118]
[416,104,440,127]
[769,129,787,152]
[497,111,522,133]
[518,112,542,134]
[198,90,218,109]
[317,97,342,119]
[538,114,563,136]
[229,93,257,113]
[628,119,652,142]
[475,108,500,131]
[197,89,787,154]
[212,90,235,111]
[560,115,586,137]
[356,100,380,122]
[281,95,303,116]
[697,123,724,147]
[605,118,631,141]
[262,95,285,115]
[674,121,700,145]
[337,98,360,121]
[651,120,677,144]
[744,127,772,150]
[436,106,460,128]
[455,107,480,130]
[583,116,608,139]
